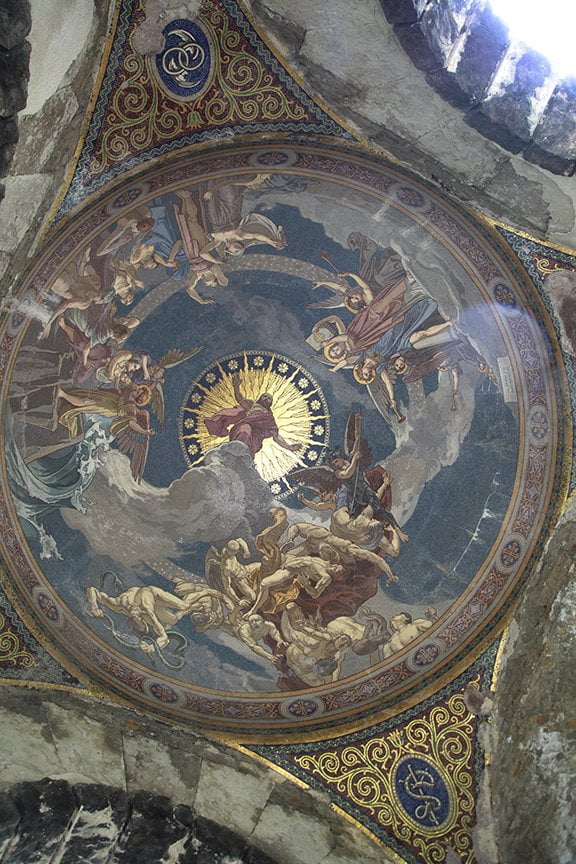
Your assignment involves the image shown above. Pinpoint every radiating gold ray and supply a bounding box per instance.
[180,352,330,488]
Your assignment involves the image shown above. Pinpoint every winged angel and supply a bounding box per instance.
[290,411,408,563]
[55,346,202,481]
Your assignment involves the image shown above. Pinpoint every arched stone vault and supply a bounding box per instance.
[0,2,575,863]
[0,686,389,864]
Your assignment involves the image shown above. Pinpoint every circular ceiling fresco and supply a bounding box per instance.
[0,143,565,734]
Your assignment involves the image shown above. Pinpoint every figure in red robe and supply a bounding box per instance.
[204,375,301,459]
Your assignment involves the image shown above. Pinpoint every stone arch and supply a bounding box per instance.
[0,686,389,864]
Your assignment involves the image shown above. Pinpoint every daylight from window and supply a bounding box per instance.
[489,0,576,77]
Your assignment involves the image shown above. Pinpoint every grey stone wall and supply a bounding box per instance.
[490,496,576,864]
[379,0,576,177]
[0,0,31,186]
[247,0,576,249]
[0,686,391,864]
[0,0,114,294]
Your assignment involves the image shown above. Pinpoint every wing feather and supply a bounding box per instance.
[150,383,165,427]
[115,410,150,483]
[367,379,395,430]
[156,345,203,370]
[307,298,346,309]
[288,465,339,493]
[204,547,223,591]
[344,411,372,468]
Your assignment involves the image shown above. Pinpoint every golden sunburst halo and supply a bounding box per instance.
[179,351,330,495]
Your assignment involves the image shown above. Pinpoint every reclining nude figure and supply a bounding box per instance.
[248,555,342,616]
[86,583,227,652]
[285,522,396,585]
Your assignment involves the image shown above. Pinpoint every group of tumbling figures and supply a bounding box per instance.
[87,413,436,689]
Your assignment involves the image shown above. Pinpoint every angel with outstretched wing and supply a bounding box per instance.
[56,381,155,483]
[290,412,405,552]
[290,413,367,511]
[114,399,151,484]
[145,345,203,428]
[307,268,372,313]
[308,242,405,313]
[351,353,406,426]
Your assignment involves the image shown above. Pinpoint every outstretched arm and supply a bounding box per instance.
[42,297,102,339]
[96,223,135,257]
[335,451,360,479]
[140,594,170,648]
[186,274,216,305]
[312,278,347,293]
[202,174,271,200]
[274,433,301,453]
[378,370,405,422]
[128,416,153,436]
[297,493,334,511]
[340,271,374,303]
[329,356,351,374]
[264,621,288,648]
[87,586,122,617]
[153,251,177,269]
[232,374,244,404]
[199,239,223,264]
[239,627,277,662]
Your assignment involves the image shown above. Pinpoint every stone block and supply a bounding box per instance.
[425,67,472,109]
[193,758,275,837]
[481,158,551,234]
[22,0,94,117]
[250,1,306,57]
[6,778,76,864]
[454,5,509,102]
[420,0,464,65]
[0,115,18,176]
[10,85,79,174]
[122,732,202,807]
[0,791,20,860]
[523,143,576,177]
[532,83,576,160]
[0,0,31,51]
[0,173,52,252]
[45,702,125,788]
[480,48,553,142]
[0,702,63,786]
[109,791,192,864]
[0,41,30,118]
[465,105,525,153]
[392,21,439,72]
[195,815,247,860]
[379,0,421,25]
[245,847,281,864]
[251,801,335,864]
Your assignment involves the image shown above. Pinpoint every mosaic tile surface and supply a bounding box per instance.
[1,2,575,861]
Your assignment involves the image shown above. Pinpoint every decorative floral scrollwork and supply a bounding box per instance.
[295,690,478,864]
[0,610,36,669]
[534,256,570,277]
[88,2,309,179]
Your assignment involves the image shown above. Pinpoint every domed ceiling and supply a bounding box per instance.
[1,1,574,862]
[2,140,567,733]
